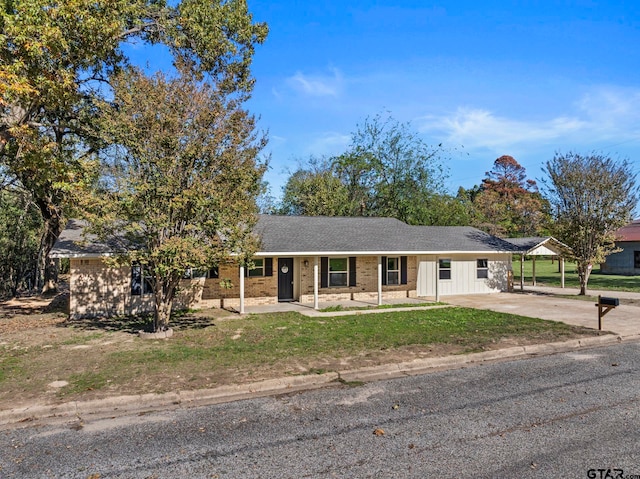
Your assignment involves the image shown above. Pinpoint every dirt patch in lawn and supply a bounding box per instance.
[0,292,606,410]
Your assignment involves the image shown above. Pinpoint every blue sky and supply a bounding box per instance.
[242,0,640,201]
[130,1,640,202]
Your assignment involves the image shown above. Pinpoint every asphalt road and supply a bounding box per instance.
[2,342,640,478]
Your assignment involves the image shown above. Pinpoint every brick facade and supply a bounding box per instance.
[69,255,420,318]
[298,255,417,303]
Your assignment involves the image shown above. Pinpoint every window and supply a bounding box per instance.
[387,257,400,285]
[248,258,264,277]
[131,263,153,296]
[477,259,489,279]
[329,257,348,287]
[635,251,640,269]
[439,259,451,280]
[183,268,207,279]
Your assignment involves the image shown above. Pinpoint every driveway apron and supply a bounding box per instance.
[445,290,640,338]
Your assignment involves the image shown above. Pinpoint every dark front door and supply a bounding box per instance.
[278,257,294,301]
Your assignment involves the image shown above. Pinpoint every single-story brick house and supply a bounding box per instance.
[601,219,640,275]
[51,215,519,318]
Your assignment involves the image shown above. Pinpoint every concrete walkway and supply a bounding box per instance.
[445,287,640,338]
[242,297,440,316]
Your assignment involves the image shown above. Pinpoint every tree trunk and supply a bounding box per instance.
[577,262,592,296]
[34,200,63,294]
[153,277,179,332]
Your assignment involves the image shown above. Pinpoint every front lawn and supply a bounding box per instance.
[0,306,603,408]
[513,257,640,292]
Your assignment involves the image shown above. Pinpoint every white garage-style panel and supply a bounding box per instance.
[418,254,512,298]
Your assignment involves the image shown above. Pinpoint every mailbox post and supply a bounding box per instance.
[595,295,619,330]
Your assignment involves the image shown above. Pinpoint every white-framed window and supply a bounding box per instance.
[439,259,451,280]
[248,258,264,277]
[131,262,153,295]
[329,257,348,287]
[387,257,400,285]
[477,259,489,279]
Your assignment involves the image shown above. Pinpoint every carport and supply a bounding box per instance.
[507,237,572,290]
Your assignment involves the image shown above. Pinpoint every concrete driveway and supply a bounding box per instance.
[445,290,640,338]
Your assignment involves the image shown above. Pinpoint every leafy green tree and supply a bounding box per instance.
[0,187,42,297]
[543,152,638,295]
[0,0,267,291]
[333,113,450,224]
[86,68,266,332]
[279,158,350,216]
[474,155,547,237]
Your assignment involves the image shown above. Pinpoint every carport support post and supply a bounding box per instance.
[377,256,383,306]
[313,256,319,310]
[520,255,524,291]
[239,265,245,314]
[560,257,565,288]
[532,257,536,286]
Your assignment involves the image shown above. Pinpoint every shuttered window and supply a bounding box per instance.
[321,257,356,287]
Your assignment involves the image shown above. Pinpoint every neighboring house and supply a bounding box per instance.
[601,219,640,275]
[50,215,519,318]
[507,236,572,289]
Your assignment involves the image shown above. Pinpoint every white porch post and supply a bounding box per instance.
[313,256,319,310]
[239,265,245,314]
[377,256,383,306]
[520,255,524,291]
[532,256,537,286]
[560,257,565,288]
[435,257,440,302]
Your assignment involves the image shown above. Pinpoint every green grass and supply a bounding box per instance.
[59,372,109,396]
[108,308,596,370]
[514,257,640,292]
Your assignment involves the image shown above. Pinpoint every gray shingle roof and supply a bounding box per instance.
[49,219,124,258]
[505,236,550,252]
[51,215,519,258]
[505,236,572,255]
[254,216,518,254]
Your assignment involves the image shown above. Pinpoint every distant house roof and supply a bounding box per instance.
[505,236,572,256]
[614,219,640,242]
[51,215,521,258]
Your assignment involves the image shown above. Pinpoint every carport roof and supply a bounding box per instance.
[506,236,572,256]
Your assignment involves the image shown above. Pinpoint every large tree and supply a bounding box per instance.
[0,0,267,291]
[543,152,638,295]
[0,186,42,297]
[86,68,266,332]
[474,155,547,237]
[279,158,350,216]
[334,114,449,224]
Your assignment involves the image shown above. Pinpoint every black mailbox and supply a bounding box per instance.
[600,297,619,307]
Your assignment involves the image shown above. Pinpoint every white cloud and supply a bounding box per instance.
[285,68,344,97]
[417,86,640,154]
[306,132,351,156]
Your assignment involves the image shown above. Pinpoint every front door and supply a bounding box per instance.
[278,257,294,302]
